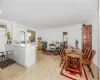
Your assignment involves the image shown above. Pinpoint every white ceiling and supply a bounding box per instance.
[0,0,98,29]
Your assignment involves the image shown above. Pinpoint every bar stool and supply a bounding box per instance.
[5,50,13,58]
[0,51,5,59]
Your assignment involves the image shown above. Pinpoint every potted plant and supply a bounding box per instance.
[37,37,42,42]
[6,30,11,44]
[82,24,86,27]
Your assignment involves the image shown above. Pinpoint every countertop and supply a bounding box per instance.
[5,44,37,48]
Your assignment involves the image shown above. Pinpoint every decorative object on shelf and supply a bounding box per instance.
[82,24,86,27]
[75,39,78,49]
[37,36,42,42]
[6,29,11,44]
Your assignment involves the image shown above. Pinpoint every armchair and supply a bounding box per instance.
[41,41,47,51]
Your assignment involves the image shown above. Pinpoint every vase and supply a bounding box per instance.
[7,40,12,44]
[75,43,78,49]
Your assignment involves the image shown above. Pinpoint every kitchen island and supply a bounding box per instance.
[5,44,37,68]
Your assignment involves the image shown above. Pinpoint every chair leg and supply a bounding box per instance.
[65,60,68,71]
[60,59,63,67]
[87,65,94,78]
[87,65,91,71]
[80,72,82,76]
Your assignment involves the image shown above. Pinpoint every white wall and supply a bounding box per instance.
[11,26,27,44]
[86,10,99,67]
[0,19,36,52]
[37,24,82,49]
[37,16,99,68]
[99,7,100,69]
[0,36,6,52]
[0,20,12,52]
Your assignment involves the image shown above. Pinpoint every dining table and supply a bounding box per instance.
[65,46,83,54]
[64,46,83,75]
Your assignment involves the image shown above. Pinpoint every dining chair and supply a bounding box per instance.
[65,53,82,76]
[59,46,65,67]
[82,49,96,78]
[82,48,90,59]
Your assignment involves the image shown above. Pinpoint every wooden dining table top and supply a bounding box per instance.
[65,46,83,55]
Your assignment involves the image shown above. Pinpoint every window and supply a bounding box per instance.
[20,31,25,44]
[27,32,31,42]
[0,25,6,35]
[27,30,36,42]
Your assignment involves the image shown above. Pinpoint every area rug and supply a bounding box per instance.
[0,59,16,69]
[60,62,88,80]
[42,51,52,55]
[42,50,58,56]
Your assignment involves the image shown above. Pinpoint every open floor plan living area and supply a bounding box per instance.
[0,0,100,80]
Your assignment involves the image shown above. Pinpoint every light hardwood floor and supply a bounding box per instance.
[0,50,99,80]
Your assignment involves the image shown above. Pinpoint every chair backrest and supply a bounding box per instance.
[59,46,64,58]
[87,50,96,64]
[41,41,47,49]
[64,42,68,49]
[65,53,82,74]
[84,48,90,58]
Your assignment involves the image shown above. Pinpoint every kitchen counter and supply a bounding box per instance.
[5,43,37,47]
[5,44,37,68]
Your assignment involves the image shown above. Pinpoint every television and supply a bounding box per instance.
[0,28,6,35]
